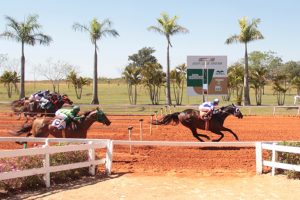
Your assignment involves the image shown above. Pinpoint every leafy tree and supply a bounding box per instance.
[170,63,186,105]
[0,15,52,99]
[225,17,264,105]
[128,47,157,67]
[0,70,20,98]
[291,76,300,95]
[148,12,189,105]
[141,62,166,105]
[272,73,289,105]
[122,65,142,105]
[228,63,244,105]
[73,18,119,104]
[66,70,91,99]
[248,51,269,105]
[250,66,268,105]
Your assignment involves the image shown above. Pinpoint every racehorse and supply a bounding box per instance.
[152,104,243,142]
[11,94,73,118]
[9,108,111,139]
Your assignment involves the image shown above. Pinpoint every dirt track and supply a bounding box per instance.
[1,113,300,176]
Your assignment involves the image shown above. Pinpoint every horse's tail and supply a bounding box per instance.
[9,122,33,136]
[152,112,180,125]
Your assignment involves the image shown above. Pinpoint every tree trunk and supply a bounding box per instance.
[243,43,251,105]
[91,43,99,104]
[166,40,171,105]
[19,42,25,99]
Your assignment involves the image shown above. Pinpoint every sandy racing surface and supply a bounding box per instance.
[1,112,300,199]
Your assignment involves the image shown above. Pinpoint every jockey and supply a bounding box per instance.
[29,90,50,102]
[199,98,219,120]
[55,106,82,130]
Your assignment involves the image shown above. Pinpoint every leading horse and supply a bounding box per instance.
[152,104,243,142]
[9,108,111,138]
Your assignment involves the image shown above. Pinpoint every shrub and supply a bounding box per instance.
[276,141,300,179]
[0,143,101,194]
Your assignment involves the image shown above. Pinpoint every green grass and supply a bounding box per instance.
[0,80,299,115]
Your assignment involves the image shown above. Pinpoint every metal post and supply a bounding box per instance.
[139,119,144,141]
[128,126,133,154]
[154,111,158,128]
[150,115,153,135]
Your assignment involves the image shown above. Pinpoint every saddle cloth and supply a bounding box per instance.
[51,118,66,130]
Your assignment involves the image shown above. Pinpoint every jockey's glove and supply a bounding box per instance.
[73,116,82,121]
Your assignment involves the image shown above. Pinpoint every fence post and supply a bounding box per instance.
[273,107,276,115]
[42,138,50,188]
[88,141,95,176]
[139,119,143,141]
[105,140,113,175]
[128,126,133,154]
[272,143,277,176]
[255,142,263,175]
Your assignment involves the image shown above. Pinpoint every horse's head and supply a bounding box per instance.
[221,104,243,119]
[87,108,111,126]
[61,94,73,105]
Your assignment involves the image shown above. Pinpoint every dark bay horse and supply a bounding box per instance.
[11,94,73,118]
[9,108,111,138]
[152,104,243,142]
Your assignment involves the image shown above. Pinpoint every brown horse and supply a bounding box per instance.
[9,108,111,138]
[11,94,73,118]
[152,104,243,142]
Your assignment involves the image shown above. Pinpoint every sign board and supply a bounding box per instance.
[187,56,228,96]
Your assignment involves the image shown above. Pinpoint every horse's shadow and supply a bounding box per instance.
[199,146,241,150]
[3,172,129,200]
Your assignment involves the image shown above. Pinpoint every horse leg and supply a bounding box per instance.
[221,127,239,141]
[212,130,224,142]
[190,128,210,142]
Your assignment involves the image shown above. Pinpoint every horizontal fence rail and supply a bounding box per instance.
[256,142,300,176]
[1,137,299,188]
[0,137,113,188]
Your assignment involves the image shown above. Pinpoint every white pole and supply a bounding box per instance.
[42,138,50,188]
[105,140,113,175]
[88,141,95,176]
[255,142,262,175]
[206,60,208,102]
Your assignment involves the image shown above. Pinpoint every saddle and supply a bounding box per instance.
[51,118,66,130]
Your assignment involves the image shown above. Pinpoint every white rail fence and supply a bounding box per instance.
[0,137,113,187]
[256,142,300,176]
[1,139,300,188]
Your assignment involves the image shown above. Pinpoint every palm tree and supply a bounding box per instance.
[122,65,142,105]
[73,18,119,104]
[0,70,20,98]
[225,17,264,105]
[0,15,52,99]
[148,12,189,105]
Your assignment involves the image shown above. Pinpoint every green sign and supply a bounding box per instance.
[187,69,214,87]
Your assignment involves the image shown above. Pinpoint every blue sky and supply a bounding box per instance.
[1,0,300,80]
